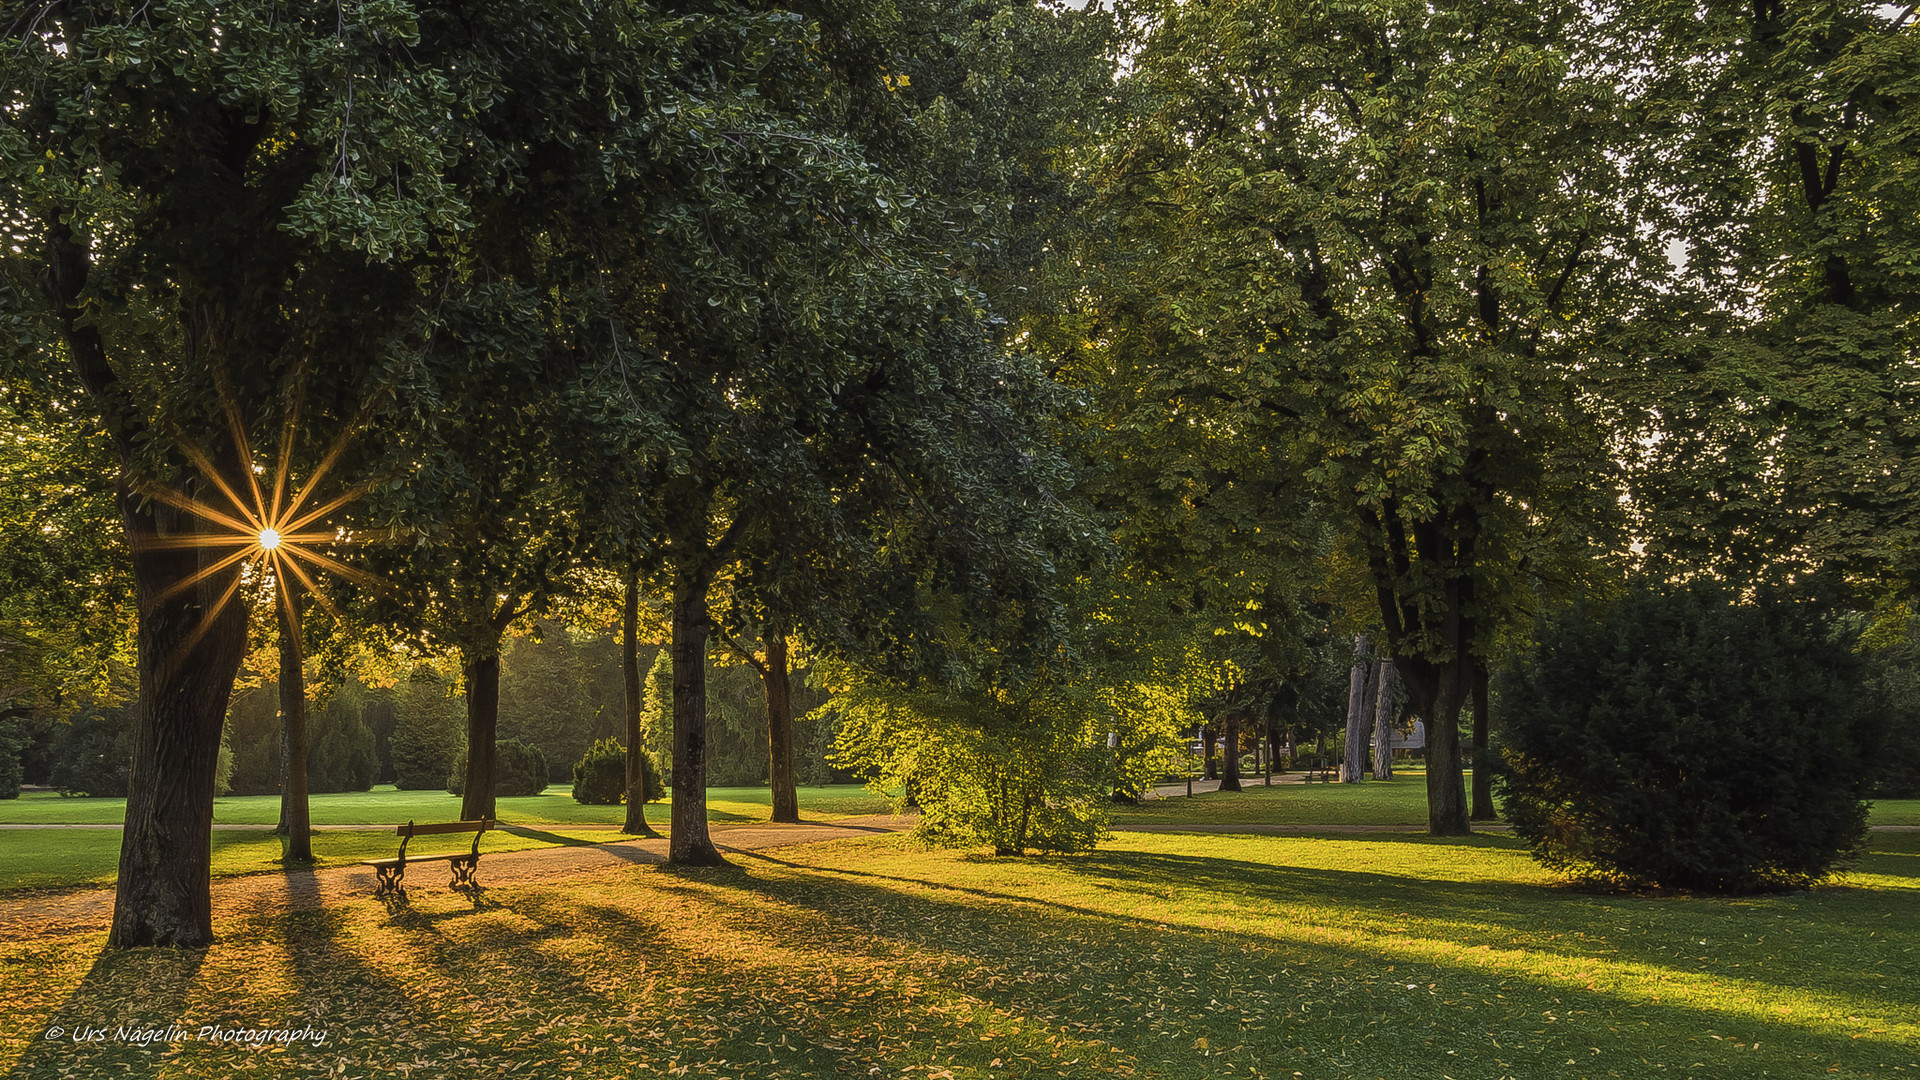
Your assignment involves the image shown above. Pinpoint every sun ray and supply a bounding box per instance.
[133,483,263,538]
[277,423,366,530]
[147,544,260,611]
[270,393,301,529]
[278,554,348,626]
[276,541,388,594]
[214,370,274,530]
[167,435,265,533]
[129,534,258,552]
[279,478,384,536]
[160,567,248,683]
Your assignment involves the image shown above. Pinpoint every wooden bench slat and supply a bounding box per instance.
[365,854,473,868]
[397,819,494,836]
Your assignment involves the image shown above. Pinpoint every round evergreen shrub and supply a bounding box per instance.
[571,738,663,805]
[1499,580,1881,892]
[447,738,550,798]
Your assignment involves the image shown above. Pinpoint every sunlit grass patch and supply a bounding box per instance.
[3,830,1914,1080]
[0,783,893,827]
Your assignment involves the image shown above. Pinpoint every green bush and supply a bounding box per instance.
[0,717,25,799]
[448,738,549,798]
[830,665,1115,855]
[1499,580,1880,892]
[1866,619,1920,799]
[49,703,133,797]
[571,738,662,805]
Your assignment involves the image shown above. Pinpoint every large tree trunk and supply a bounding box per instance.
[1471,657,1497,820]
[112,539,252,948]
[765,630,798,823]
[460,650,500,823]
[1218,708,1243,792]
[277,580,312,861]
[669,565,728,866]
[621,568,661,836]
[1396,656,1471,835]
[47,226,255,948]
[1371,658,1395,780]
[1342,635,1370,782]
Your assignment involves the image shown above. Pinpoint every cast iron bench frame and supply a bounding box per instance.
[365,819,494,897]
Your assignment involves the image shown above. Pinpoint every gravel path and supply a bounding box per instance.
[0,815,914,943]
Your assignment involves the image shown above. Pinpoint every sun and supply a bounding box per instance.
[131,384,388,659]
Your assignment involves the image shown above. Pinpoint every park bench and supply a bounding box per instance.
[365,819,494,897]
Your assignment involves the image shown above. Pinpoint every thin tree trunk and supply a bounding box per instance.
[1201,724,1218,780]
[765,630,798,823]
[1371,657,1395,780]
[1219,709,1243,792]
[1342,634,1370,782]
[669,564,727,866]
[460,650,500,823]
[1471,657,1496,820]
[621,566,659,837]
[277,577,312,861]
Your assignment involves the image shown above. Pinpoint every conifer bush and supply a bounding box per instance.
[571,738,663,805]
[1499,580,1880,892]
[448,738,549,798]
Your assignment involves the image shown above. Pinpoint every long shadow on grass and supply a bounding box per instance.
[685,852,1912,1080]
[7,942,205,1079]
[731,845,1918,1037]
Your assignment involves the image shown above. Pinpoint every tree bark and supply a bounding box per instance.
[1371,657,1395,780]
[621,566,660,836]
[1396,656,1471,835]
[668,565,728,866]
[1201,724,1218,780]
[460,651,500,823]
[765,630,798,823]
[1470,657,1497,820]
[277,578,312,861]
[111,545,251,948]
[48,227,256,948]
[1342,634,1370,782]
[1219,709,1243,792]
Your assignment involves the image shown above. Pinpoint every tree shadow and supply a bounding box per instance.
[8,943,207,1079]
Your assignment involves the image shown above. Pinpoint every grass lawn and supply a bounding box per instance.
[1121,771,1920,830]
[2,830,1914,1080]
[0,785,894,893]
[0,783,894,827]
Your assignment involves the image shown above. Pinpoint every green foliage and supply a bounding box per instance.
[1866,620,1920,799]
[571,738,661,807]
[0,717,25,799]
[639,651,674,788]
[829,665,1117,855]
[48,703,133,798]
[1499,580,1880,891]
[448,739,549,800]
[389,669,464,792]
[499,626,624,782]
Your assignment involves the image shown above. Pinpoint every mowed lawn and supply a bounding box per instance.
[3,776,1914,893]
[2,830,1915,1080]
[0,785,895,893]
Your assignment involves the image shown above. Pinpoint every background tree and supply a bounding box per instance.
[1098,0,1636,833]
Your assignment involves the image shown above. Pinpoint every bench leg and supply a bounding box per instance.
[374,864,406,898]
[449,856,479,891]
